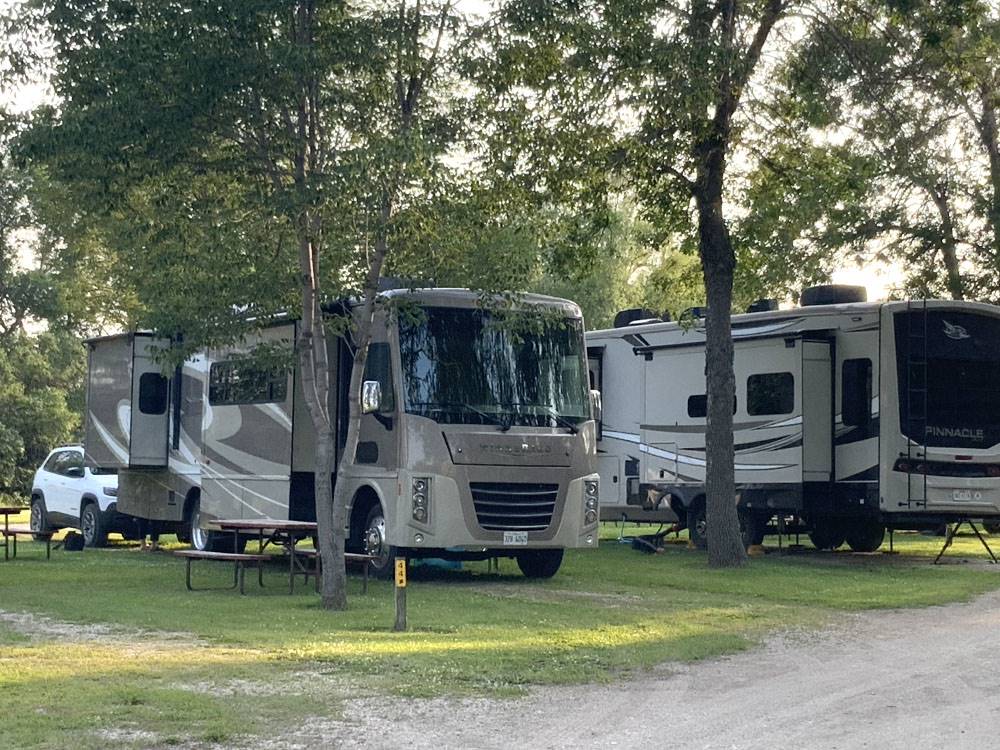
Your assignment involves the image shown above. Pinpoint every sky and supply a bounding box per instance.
[831,265,902,302]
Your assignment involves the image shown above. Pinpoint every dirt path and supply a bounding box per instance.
[308,590,1000,750]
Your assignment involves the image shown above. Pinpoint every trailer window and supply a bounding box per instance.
[747,372,794,415]
[208,361,288,405]
[138,372,169,415]
[842,359,872,427]
[686,394,736,418]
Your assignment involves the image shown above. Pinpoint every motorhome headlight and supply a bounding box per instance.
[584,509,598,525]
[412,477,430,523]
[585,480,598,498]
[585,496,598,510]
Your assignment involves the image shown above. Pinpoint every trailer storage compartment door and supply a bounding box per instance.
[129,336,170,467]
[801,339,833,482]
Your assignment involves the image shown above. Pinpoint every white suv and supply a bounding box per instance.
[30,446,128,547]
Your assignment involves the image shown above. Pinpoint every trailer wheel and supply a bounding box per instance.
[688,502,708,550]
[808,520,846,551]
[844,520,885,552]
[516,549,564,578]
[363,505,396,580]
[982,521,1000,535]
[739,511,767,548]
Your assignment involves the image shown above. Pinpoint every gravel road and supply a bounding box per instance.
[316,589,1000,750]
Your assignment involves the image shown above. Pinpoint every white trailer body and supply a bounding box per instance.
[588,296,1000,549]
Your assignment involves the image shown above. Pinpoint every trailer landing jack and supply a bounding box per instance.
[933,520,998,565]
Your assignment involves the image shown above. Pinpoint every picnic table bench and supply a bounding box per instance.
[1,525,58,560]
[173,549,272,595]
[296,549,379,593]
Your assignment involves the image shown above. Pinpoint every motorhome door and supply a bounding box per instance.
[129,336,170,467]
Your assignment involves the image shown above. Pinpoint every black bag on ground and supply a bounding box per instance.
[63,532,85,551]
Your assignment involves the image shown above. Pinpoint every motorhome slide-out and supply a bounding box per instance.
[587,286,1000,551]
[83,288,600,578]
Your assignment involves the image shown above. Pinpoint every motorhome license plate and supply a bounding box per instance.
[504,531,528,545]
[953,490,972,502]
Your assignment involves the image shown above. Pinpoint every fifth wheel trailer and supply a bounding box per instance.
[84,288,600,577]
[587,288,1000,551]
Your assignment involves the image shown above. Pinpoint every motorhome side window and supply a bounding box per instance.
[746,372,794,415]
[363,342,395,412]
[687,394,737,418]
[138,372,168,415]
[842,358,872,427]
[208,361,288,405]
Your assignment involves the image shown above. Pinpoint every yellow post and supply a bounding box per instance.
[393,557,407,632]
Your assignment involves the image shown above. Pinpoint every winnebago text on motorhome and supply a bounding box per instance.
[83,288,600,577]
[587,286,1000,551]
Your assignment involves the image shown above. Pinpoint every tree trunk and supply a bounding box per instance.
[295,230,348,609]
[314,424,345,609]
[695,147,748,569]
[928,185,964,300]
[979,85,1000,260]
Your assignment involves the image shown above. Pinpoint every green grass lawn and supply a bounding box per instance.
[2,513,1000,748]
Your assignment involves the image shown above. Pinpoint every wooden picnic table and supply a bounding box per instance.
[1,507,24,561]
[214,519,318,593]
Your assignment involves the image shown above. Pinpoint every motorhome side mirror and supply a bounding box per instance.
[361,380,383,414]
[590,389,603,423]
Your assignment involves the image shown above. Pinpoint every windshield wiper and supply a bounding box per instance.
[410,401,512,432]
[512,404,579,434]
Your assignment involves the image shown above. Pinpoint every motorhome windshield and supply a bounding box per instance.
[399,306,590,427]
[895,310,1000,448]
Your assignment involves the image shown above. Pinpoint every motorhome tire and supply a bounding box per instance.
[188,497,244,553]
[363,505,396,580]
[808,520,846,551]
[844,520,885,553]
[983,521,1000,535]
[688,502,708,549]
[516,549,564,578]
[81,502,108,547]
[30,497,51,541]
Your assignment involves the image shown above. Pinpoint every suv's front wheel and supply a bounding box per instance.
[81,502,108,547]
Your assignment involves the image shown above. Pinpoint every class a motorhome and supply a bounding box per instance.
[84,288,601,577]
[587,285,1000,551]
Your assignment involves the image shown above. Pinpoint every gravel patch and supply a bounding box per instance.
[269,589,1000,750]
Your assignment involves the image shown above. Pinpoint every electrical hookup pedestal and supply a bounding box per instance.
[394,557,407,631]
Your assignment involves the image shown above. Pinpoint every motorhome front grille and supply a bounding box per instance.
[469,482,558,531]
